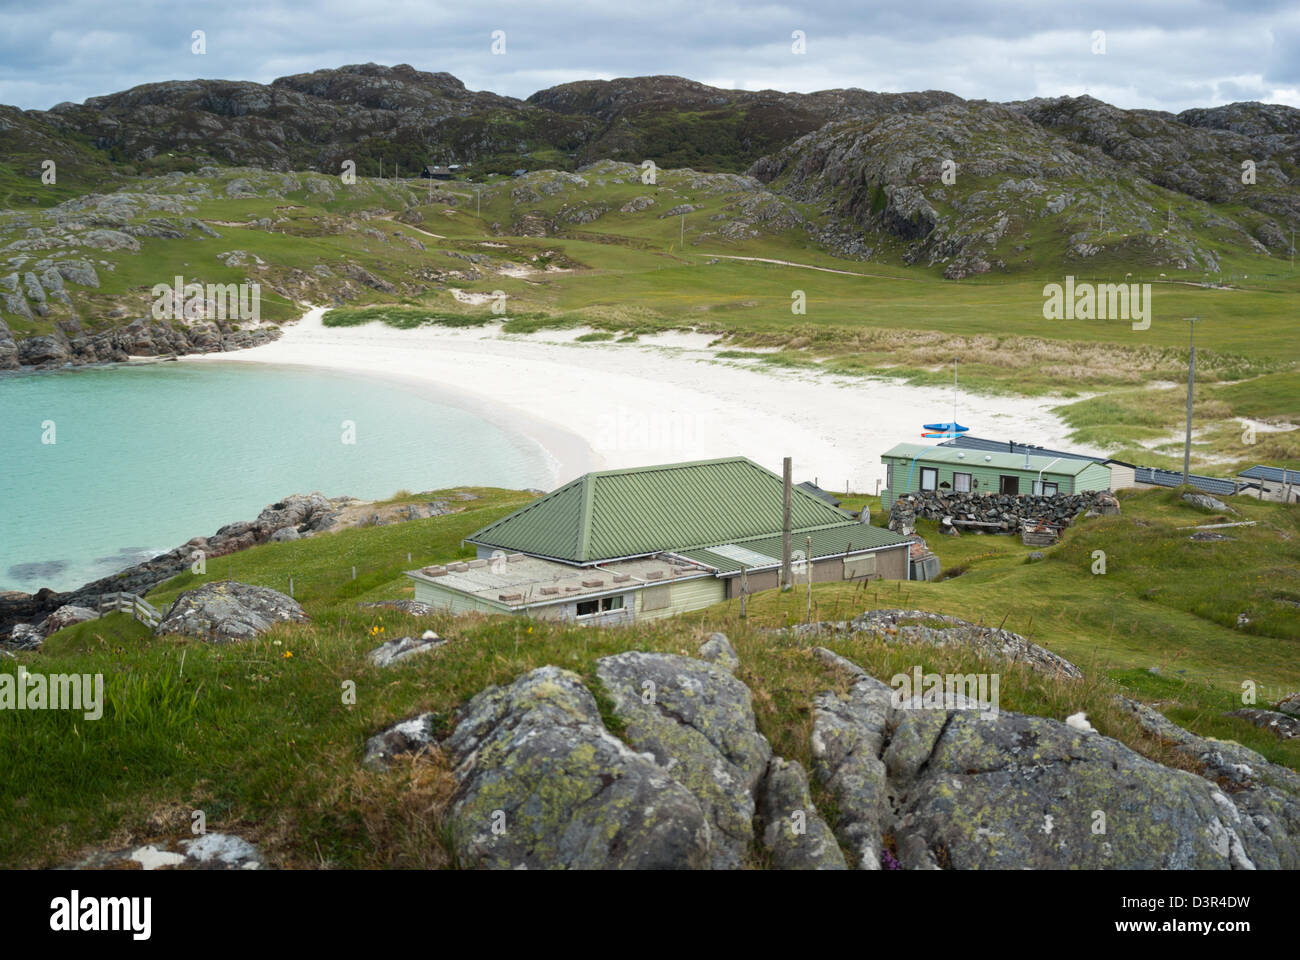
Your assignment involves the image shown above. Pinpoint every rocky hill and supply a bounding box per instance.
[750,97,1299,277]
[3,66,1300,359]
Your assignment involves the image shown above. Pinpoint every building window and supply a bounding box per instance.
[1000,475,1019,495]
[886,462,894,490]
[577,595,626,618]
[920,467,938,491]
[1033,480,1059,496]
[953,472,971,492]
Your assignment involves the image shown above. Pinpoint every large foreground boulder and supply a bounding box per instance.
[811,650,1299,869]
[155,581,308,642]
[596,651,772,869]
[397,639,842,870]
[443,666,712,869]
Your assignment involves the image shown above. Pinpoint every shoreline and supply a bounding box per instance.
[181,305,1096,492]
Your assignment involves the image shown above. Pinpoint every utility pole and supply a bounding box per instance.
[805,535,814,622]
[1183,317,1199,486]
[780,457,793,592]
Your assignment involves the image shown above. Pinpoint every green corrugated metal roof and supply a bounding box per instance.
[467,457,855,564]
[673,520,910,574]
[881,442,1097,476]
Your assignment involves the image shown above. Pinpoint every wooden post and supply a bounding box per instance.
[739,565,748,619]
[781,457,793,592]
[352,566,357,580]
[289,576,294,599]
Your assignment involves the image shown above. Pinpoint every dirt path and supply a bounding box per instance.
[705,254,925,281]
[376,214,445,239]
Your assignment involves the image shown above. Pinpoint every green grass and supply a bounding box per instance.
[3,483,1297,869]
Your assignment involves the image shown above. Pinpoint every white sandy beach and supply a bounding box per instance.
[183,306,1094,492]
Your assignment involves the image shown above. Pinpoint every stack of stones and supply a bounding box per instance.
[889,489,1118,535]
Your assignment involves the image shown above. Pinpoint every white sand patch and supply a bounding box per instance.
[496,263,536,278]
[451,289,501,306]
[184,305,1088,493]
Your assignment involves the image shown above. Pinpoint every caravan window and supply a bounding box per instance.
[920,467,938,491]
[953,472,971,492]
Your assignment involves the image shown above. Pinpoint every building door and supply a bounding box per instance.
[999,475,1020,495]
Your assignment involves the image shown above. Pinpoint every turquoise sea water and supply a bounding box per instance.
[0,361,553,593]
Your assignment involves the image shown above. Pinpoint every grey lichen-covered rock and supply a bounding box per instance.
[596,651,772,869]
[811,652,1293,870]
[1118,696,1300,869]
[797,609,1082,679]
[154,581,308,642]
[5,622,44,650]
[1182,492,1236,514]
[363,712,438,770]
[444,666,711,869]
[367,632,447,667]
[760,757,846,870]
[1225,708,1300,740]
[697,632,740,672]
[36,604,98,638]
[810,654,893,869]
[1276,692,1300,717]
[894,708,1257,870]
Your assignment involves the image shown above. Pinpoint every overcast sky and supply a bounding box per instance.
[1,0,1297,113]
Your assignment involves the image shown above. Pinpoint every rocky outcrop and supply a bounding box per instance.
[760,757,846,870]
[421,641,850,870]
[33,604,98,639]
[1225,708,1300,740]
[1119,696,1300,869]
[154,581,308,643]
[359,638,1300,869]
[812,653,1296,869]
[596,651,772,869]
[443,666,714,869]
[793,609,1082,678]
[1,492,350,641]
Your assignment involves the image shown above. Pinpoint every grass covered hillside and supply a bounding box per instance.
[3,154,1297,475]
[2,483,1296,868]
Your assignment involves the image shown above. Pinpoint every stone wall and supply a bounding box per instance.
[888,489,1119,535]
